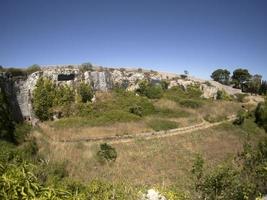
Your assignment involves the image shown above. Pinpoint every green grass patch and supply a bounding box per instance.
[52,110,140,128]
[147,119,179,131]
[93,90,155,116]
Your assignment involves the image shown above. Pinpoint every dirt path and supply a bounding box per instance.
[39,115,236,144]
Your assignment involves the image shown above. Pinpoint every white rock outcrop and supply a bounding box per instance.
[10,65,242,121]
[142,189,167,200]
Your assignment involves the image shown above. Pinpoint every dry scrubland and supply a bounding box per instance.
[33,91,264,193]
[35,118,266,192]
[39,97,242,141]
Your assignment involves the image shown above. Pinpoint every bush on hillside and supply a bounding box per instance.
[145,85,164,99]
[97,143,117,164]
[255,100,267,132]
[233,110,247,125]
[186,85,203,98]
[13,123,32,144]
[136,80,164,99]
[163,85,203,104]
[192,139,267,200]
[129,104,143,116]
[77,82,94,103]
[33,78,56,121]
[216,90,232,101]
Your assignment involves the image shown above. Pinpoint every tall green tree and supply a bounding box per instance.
[77,82,93,103]
[211,69,230,85]
[232,68,251,89]
[33,78,56,121]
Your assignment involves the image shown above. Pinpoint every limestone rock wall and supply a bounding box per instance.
[4,65,241,122]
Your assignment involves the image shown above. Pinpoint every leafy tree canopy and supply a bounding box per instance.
[232,68,251,88]
[33,78,56,121]
[211,69,230,85]
[77,82,94,103]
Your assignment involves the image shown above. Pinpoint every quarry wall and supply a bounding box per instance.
[0,65,241,122]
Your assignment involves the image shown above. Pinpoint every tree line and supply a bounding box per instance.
[211,68,267,95]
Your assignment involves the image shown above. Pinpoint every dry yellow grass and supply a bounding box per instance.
[153,99,178,110]
[38,100,244,141]
[198,101,242,119]
[40,121,152,141]
[35,120,266,191]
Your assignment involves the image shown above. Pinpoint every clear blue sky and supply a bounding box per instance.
[1,0,267,79]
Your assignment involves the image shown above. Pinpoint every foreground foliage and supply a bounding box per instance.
[192,138,267,200]
[255,98,267,132]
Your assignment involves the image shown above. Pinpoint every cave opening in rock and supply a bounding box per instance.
[57,74,75,81]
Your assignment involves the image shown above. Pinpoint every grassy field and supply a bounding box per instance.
[32,86,266,198]
[40,89,244,141]
[35,117,266,194]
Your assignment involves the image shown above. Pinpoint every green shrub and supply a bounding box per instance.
[164,85,203,103]
[33,78,56,121]
[147,119,179,131]
[85,180,138,200]
[0,141,17,163]
[145,85,164,99]
[136,80,164,99]
[186,85,203,98]
[129,104,143,116]
[233,110,247,125]
[13,123,32,144]
[94,90,155,116]
[160,80,169,90]
[179,99,203,108]
[0,161,72,199]
[163,86,184,103]
[255,100,267,131]
[97,143,117,164]
[54,85,75,106]
[192,139,267,200]
[73,102,93,117]
[77,82,94,103]
[161,188,190,200]
[216,90,232,101]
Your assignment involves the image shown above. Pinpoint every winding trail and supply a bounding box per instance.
[42,115,237,144]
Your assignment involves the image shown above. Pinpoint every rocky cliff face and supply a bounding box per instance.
[2,65,241,122]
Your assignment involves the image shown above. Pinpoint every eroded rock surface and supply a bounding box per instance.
[1,65,242,122]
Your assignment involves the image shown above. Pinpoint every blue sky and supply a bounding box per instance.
[0,0,267,79]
